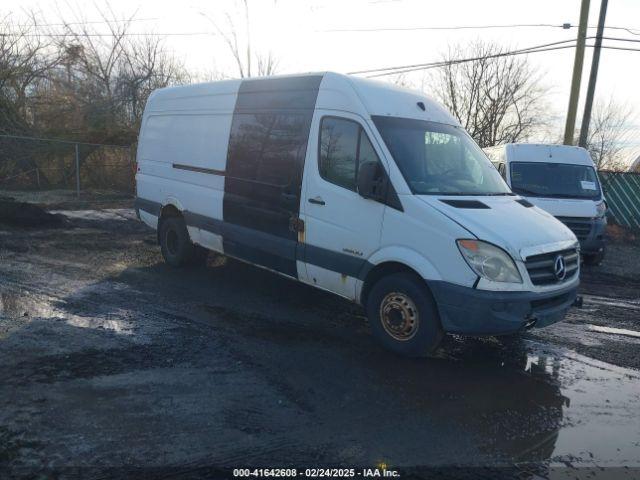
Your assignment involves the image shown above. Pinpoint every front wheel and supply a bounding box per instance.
[366,272,444,357]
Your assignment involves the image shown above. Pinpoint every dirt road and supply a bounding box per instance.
[1,208,639,478]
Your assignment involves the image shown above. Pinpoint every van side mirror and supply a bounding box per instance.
[357,161,386,201]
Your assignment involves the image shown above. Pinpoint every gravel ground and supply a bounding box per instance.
[0,206,639,479]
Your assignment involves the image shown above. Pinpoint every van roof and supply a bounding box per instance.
[503,143,595,166]
[146,72,461,127]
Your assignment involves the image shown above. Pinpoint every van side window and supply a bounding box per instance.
[319,117,359,190]
[227,113,307,186]
[498,163,506,179]
[319,117,381,191]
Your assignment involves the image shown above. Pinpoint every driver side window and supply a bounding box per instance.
[319,117,381,192]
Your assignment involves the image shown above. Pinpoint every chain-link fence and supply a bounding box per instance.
[0,134,135,196]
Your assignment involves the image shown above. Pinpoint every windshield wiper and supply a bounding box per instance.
[544,193,599,199]
[514,188,599,199]
[512,187,543,196]
[421,191,514,196]
[425,192,471,196]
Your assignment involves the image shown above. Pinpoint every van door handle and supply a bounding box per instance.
[308,196,326,206]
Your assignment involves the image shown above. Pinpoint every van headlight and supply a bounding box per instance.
[457,239,522,283]
[595,201,606,218]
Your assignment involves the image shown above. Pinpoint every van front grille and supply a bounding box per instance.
[556,217,592,240]
[525,248,579,286]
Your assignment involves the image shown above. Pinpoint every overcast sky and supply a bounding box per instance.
[10,0,640,158]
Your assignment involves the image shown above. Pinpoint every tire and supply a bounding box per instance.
[159,216,205,267]
[191,245,209,265]
[583,250,605,266]
[366,272,444,357]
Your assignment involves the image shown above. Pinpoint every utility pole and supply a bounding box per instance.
[563,0,591,145]
[579,0,608,147]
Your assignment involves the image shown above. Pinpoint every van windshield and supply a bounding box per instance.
[372,116,511,195]
[510,162,601,200]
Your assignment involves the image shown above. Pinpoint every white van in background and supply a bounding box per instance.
[135,73,580,357]
[485,144,606,265]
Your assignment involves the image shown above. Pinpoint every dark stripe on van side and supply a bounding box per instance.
[303,244,371,279]
[136,198,373,280]
[135,197,161,217]
[187,206,375,279]
[235,76,323,111]
[173,163,225,176]
[183,209,298,278]
[223,75,323,278]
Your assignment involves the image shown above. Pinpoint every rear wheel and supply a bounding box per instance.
[366,272,444,357]
[159,216,206,267]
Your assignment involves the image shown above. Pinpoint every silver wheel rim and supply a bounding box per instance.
[380,292,419,341]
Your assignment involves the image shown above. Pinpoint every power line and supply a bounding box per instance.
[349,36,640,77]
[322,23,566,32]
[603,26,640,36]
[0,31,215,38]
[3,20,637,38]
[601,36,640,44]
[12,17,160,28]
[320,23,640,34]
[9,31,638,41]
[365,45,578,78]
[599,44,640,52]
[4,22,639,39]
[349,38,584,75]
[357,40,640,78]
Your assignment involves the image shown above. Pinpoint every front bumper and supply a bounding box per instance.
[428,280,578,336]
[580,217,606,255]
[556,215,606,255]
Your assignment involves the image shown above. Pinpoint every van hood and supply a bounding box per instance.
[418,195,577,260]
[524,196,599,218]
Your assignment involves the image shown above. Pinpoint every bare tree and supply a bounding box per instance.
[0,6,189,190]
[430,41,548,148]
[581,97,635,171]
[257,51,279,76]
[0,12,59,132]
[118,35,190,126]
[26,4,188,144]
[201,0,279,78]
[390,73,417,89]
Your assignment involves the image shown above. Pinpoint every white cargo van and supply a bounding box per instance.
[135,73,580,357]
[485,144,606,265]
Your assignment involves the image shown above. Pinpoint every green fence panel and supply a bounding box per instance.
[599,171,640,231]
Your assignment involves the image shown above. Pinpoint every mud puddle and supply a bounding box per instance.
[583,294,640,311]
[522,344,640,467]
[587,325,640,339]
[193,301,640,467]
[50,208,137,222]
[0,288,138,341]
